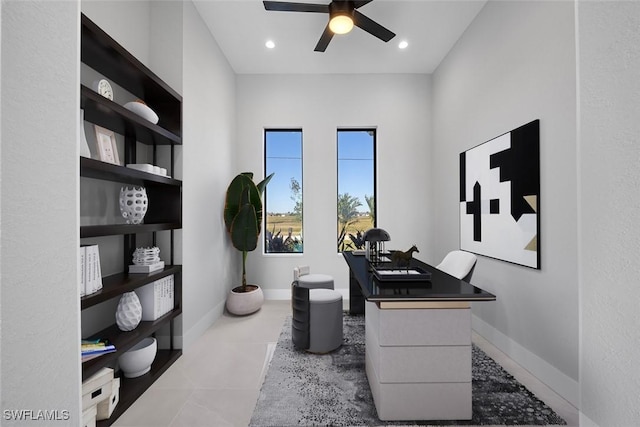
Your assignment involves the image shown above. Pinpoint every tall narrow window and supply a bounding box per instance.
[264,129,303,253]
[337,129,376,252]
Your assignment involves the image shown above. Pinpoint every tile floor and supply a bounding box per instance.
[113,300,579,427]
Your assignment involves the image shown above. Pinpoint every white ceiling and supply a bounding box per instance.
[193,0,487,74]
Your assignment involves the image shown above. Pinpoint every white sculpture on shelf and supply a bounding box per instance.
[119,186,148,224]
[132,247,160,266]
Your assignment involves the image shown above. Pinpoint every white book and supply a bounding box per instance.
[128,261,165,274]
[82,244,96,295]
[94,245,103,291]
[160,277,169,314]
[157,278,164,317]
[138,279,162,320]
[138,274,174,320]
[165,275,174,315]
[79,246,86,297]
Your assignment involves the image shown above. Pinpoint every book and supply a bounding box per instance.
[138,274,174,320]
[81,345,116,355]
[128,261,165,274]
[81,244,103,295]
[79,247,86,297]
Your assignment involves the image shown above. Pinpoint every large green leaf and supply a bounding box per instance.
[224,172,273,253]
[254,173,274,235]
[224,174,257,233]
[230,203,259,252]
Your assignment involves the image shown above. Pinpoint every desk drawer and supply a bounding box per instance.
[365,301,471,346]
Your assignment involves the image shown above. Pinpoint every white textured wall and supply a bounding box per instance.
[181,1,239,347]
[236,74,431,297]
[431,1,579,405]
[578,2,640,425]
[1,1,81,424]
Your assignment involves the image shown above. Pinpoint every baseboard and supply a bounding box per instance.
[472,314,579,408]
[264,288,349,301]
[579,412,600,427]
[181,299,226,350]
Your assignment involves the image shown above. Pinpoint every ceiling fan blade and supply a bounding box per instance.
[353,10,395,42]
[353,0,374,9]
[263,1,329,13]
[314,24,334,52]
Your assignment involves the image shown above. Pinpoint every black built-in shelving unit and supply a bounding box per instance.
[80,13,183,426]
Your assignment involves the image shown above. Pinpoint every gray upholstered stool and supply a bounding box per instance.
[294,265,335,290]
[292,268,343,354]
[308,288,343,353]
[299,273,334,290]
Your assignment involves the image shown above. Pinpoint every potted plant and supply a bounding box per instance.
[223,172,274,315]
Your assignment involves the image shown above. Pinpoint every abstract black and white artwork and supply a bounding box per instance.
[460,120,540,269]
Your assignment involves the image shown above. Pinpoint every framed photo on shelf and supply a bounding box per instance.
[94,125,120,165]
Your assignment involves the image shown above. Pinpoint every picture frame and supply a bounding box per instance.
[94,125,120,165]
[459,120,540,269]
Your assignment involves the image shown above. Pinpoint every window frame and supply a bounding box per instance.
[263,128,304,255]
[336,128,377,253]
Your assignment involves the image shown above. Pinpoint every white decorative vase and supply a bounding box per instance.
[226,285,264,316]
[119,186,148,224]
[116,291,142,331]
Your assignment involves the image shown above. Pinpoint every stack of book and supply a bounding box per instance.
[138,275,175,320]
[80,244,103,297]
[81,339,116,362]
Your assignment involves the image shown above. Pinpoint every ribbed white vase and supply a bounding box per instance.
[116,291,142,331]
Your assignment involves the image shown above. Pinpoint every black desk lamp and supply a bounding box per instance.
[363,228,390,265]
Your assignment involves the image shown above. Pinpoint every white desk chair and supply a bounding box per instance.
[436,250,477,282]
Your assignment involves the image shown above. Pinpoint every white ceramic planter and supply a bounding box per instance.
[226,285,264,315]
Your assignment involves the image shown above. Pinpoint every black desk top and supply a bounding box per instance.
[343,252,496,303]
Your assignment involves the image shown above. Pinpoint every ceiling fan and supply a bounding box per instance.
[263,0,396,52]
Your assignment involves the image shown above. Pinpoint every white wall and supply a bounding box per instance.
[181,0,239,347]
[431,1,579,405]
[1,1,81,424]
[236,74,431,298]
[578,2,640,426]
[81,0,151,66]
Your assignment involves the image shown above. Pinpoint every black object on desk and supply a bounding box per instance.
[343,251,495,314]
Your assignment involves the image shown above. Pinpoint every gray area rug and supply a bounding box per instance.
[250,314,566,427]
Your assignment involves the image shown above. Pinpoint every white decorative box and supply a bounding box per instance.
[82,367,114,410]
[97,377,120,420]
[82,405,97,427]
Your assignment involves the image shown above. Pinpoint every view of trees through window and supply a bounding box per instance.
[337,129,376,252]
[264,129,303,253]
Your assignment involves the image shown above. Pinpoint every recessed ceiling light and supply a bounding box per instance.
[398,40,409,49]
[265,40,276,49]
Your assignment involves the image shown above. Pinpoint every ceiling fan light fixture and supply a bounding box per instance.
[329,14,354,35]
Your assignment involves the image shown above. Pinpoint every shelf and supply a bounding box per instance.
[82,308,182,381]
[80,13,182,424]
[81,265,182,309]
[81,223,182,238]
[81,157,181,186]
[81,14,181,137]
[95,349,181,427]
[82,85,181,146]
